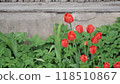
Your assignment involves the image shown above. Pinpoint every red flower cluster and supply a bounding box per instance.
[91,32,102,44]
[61,13,76,48]
[95,32,102,40]
[95,62,120,68]
[86,24,99,54]
[94,62,120,68]
[62,13,114,68]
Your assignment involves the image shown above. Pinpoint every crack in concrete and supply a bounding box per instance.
[75,13,98,22]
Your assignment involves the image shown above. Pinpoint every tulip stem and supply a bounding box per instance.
[101,53,103,66]
[84,45,86,53]
[73,39,79,68]
[90,33,93,66]
[100,40,103,67]
[80,33,86,54]
[85,45,88,59]
[99,58,101,66]
[92,55,95,67]
[81,33,84,43]
[69,23,72,31]
[87,45,89,59]
[90,33,91,40]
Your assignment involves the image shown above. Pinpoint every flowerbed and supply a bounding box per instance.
[0,14,120,68]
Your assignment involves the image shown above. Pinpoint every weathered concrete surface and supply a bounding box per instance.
[0,13,55,38]
[72,13,120,30]
[0,2,120,12]
[0,2,120,40]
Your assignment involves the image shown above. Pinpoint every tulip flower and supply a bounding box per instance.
[86,24,95,33]
[103,62,110,68]
[64,13,74,23]
[75,25,83,33]
[61,39,69,48]
[67,31,76,41]
[114,62,120,68]
[80,54,87,62]
[89,45,97,54]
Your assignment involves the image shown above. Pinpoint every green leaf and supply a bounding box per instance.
[115,56,120,62]
[27,35,45,47]
[34,58,45,62]
[34,49,43,57]
[0,32,17,56]
[0,46,5,57]
[16,32,27,43]
[49,45,55,53]
[68,64,78,68]
[54,21,62,63]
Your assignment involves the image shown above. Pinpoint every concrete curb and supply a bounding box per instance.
[0,2,120,13]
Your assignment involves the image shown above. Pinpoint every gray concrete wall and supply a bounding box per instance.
[0,0,119,2]
[0,2,120,40]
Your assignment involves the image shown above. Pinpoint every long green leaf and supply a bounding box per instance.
[53,21,62,63]
[49,45,55,53]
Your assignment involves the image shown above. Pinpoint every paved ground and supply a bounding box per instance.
[0,2,120,13]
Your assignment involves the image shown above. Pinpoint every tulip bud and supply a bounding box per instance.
[84,41,88,46]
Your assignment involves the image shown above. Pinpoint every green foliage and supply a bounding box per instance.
[116,17,120,23]
[0,17,120,68]
[0,32,17,56]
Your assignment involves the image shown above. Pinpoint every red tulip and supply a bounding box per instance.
[114,62,120,68]
[80,54,87,62]
[84,41,88,46]
[103,62,110,68]
[61,39,69,48]
[75,25,83,33]
[95,32,102,40]
[86,24,95,33]
[67,31,76,41]
[94,67,99,68]
[64,13,74,23]
[89,45,97,54]
[91,36,99,43]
